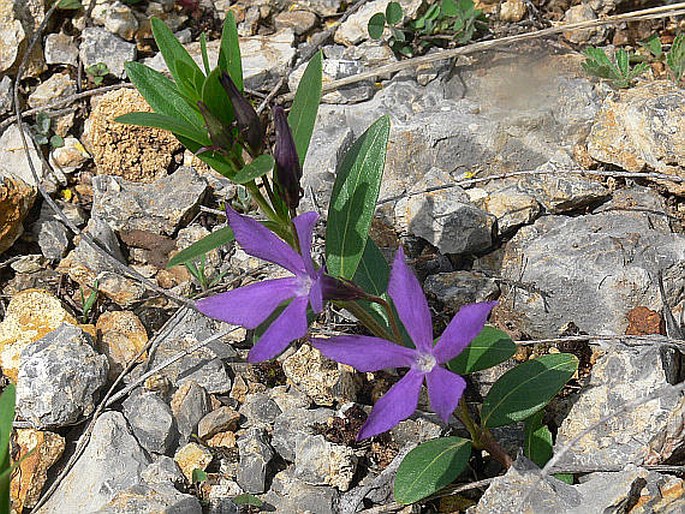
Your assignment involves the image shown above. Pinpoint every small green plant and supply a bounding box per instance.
[79,280,99,323]
[582,47,649,89]
[183,254,229,292]
[30,112,64,148]
[666,33,685,83]
[85,63,110,86]
[368,0,487,57]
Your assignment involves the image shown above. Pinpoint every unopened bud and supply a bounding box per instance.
[273,105,302,212]
[321,275,370,302]
[220,72,263,155]
[197,101,233,152]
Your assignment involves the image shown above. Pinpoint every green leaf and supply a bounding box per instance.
[667,33,685,82]
[288,51,323,167]
[0,385,15,474]
[232,155,275,184]
[57,0,82,10]
[233,494,263,507]
[178,135,237,177]
[191,468,208,483]
[642,34,663,59]
[352,238,389,296]
[523,411,553,468]
[167,226,234,268]
[554,473,574,484]
[385,2,403,25]
[391,27,406,43]
[151,17,205,89]
[218,12,243,91]
[115,112,210,146]
[447,326,516,374]
[124,62,204,131]
[326,115,390,280]
[199,32,211,76]
[201,67,234,128]
[481,353,578,428]
[394,437,472,504]
[441,0,459,17]
[368,12,386,40]
[616,49,630,76]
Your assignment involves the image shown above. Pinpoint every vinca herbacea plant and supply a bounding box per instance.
[120,14,580,507]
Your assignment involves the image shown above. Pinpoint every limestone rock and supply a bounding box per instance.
[562,4,606,45]
[198,406,241,440]
[424,271,499,312]
[171,381,212,441]
[91,0,139,41]
[36,411,151,514]
[123,390,178,455]
[552,340,685,471]
[587,81,685,174]
[0,1,25,73]
[174,442,213,481]
[274,11,318,35]
[272,407,334,462]
[479,184,540,233]
[10,430,65,512]
[236,427,275,494]
[238,392,282,426]
[282,344,360,407]
[499,0,527,23]
[0,174,34,255]
[0,123,47,190]
[83,88,182,182]
[96,310,148,380]
[50,136,91,174]
[294,434,358,491]
[0,76,12,115]
[90,167,207,236]
[17,323,109,429]
[335,0,422,45]
[0,289,89,382]
[79,27,136,78]
[93,483,202,514]
[44,32,78,66]
[267,467,340,514]
[28,73,76,108]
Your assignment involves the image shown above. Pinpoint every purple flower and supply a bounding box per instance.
[196,207,362,363]
[313,248,496,440]
[273,105,303,212]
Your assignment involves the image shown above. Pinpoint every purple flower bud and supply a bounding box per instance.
[197,101,233,152]
[321,275,371,302]
[273,105,303,212]
[219,72,263,155]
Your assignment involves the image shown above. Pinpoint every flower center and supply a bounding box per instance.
[297,274,312,295]
[415,352,437,373]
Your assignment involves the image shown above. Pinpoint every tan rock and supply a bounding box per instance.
[0,289,94,382]
[10,429,65,512]
[206,431,237,449]
[83,88,182,182]
[274,11,318,35]
[198,406,241,440]
[0,1,25,74]
[0,174,34,255]
[28,73,77,108]
[562,4,605,45]
[96,311,148,380]
[174,442,213,481]
[335,0,422,46]
[499,0,527,23]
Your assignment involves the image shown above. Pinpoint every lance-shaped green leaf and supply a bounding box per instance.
[326,115,390,279]
[124,61,204,131]
[0,384,16,514]
[218,12,243,91]
[524,411,553,468]
[288,51,322,166]
[177,135,237,178]
[151,17,205,94]
[394,437,472,504]
[447,326,516,374]
[481,353,578,428]
[115,112,210,146]
[167,226,234,268]
[232,155,275,184]
[202,68,234,128]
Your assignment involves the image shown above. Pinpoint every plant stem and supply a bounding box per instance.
[370,296,403,344]
[456,398,513,469]
[340,301,395,342]
[245,181,278,222]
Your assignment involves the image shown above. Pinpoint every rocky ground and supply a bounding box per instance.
[1,0,685,513]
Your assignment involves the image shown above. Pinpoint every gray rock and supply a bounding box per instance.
[587,81,685,174]
[552,339,685,471]
[206,498,240,514]
[57,217,147,307]
[147,308,234,394]
[334,0,422,45]
[44,32,78,66]
[0,123,47,189]
[198,406,241,440]
[295,0,343,16]
[272,407,334,462]
[424,271,499,312]
[35,219,70,261]
[80,27,136,78]
[238,392,282,426]
[28,73,76,109]
[562,4,606,45]
[499,186,685,337]
[236,427,275,494]
[266,467,340,514]
[91,167,207,236]
[0,75,13,115]
[17,323,108,429]
[0,2,25,74]
[36,411,151,514]
[171,381,212,441]
[395,169,495,255]
[478,183,541,234]
[390,416,444,448]
[467,458,682,514]
[123,390,179,455]
[294,434,358,491]
[92,483,202,514]
[91,0,139,41]
[141,456,185,486]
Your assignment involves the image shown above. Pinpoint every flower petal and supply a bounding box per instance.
[388,247,433,352]
[357,370,424,440]
[248,295,309,362]
[196,277,300,329]
[312,335,416,372]
[292,211,319,276]
[433,302,497,364]
[226,206,306,276]
[308,270,324,313]
[425,366,466,423]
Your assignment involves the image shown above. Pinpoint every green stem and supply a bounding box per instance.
[456,398,513,469]
[339,301,395,342]
[246,181,278,222]
[372,297,403,344]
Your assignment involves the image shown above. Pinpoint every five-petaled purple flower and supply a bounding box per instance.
[197,206,357,363]
[313,248,496,440]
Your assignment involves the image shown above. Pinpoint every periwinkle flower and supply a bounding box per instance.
[313,248,496,440]
[219,72,263,155]
[196,206,362,363]
[273,105,303,212]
